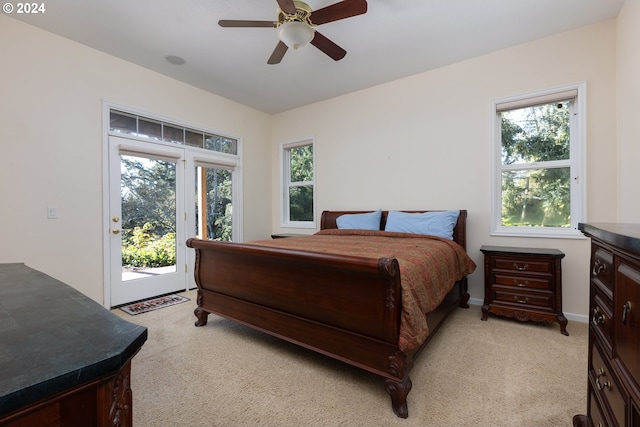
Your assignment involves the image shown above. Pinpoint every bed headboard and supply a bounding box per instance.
[320,210,467,250]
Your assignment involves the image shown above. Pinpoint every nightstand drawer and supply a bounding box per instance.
[493,288,553,309]
[494,273,552,291]
[493,257,554,274]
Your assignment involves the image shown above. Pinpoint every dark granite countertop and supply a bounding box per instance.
[579,223,640,256]
[0,263,147,416]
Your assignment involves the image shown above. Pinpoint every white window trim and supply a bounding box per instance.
[490,82,587,239]
[280,138,316,229]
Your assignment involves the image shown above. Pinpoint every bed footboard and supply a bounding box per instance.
[186,237,468,418]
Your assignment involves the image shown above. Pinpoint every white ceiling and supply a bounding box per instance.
[10,0,624,114]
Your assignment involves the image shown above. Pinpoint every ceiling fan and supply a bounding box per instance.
[218,0,368,64]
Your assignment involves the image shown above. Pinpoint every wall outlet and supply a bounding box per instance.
[47,206,58,219]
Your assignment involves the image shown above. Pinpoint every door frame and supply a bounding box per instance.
[101,102,243,308]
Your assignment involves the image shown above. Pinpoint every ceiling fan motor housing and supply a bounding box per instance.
[277,0,314,26]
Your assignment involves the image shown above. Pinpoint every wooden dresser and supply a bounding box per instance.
[574,223,640,427]
[480,246,568,335]
[0,263,147,427]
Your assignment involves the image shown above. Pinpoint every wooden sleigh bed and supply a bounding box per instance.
[186,210,475,418]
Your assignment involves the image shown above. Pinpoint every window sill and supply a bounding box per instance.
[490,228,587,239]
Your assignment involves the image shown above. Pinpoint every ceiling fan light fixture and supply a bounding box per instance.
[278,21,315,50]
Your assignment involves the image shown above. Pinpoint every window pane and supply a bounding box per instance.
[501,101,570,165]
[289,145,313,183]
[138,118,162,140]
[110,111,136,134]
[185,130,204,148]
[289,185,313,222]
[501,168,570,227]
[205,135,238,155]
[163,125,184,144]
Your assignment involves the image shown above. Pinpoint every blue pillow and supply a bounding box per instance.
[336,210,382,230]
[384,210,460,240]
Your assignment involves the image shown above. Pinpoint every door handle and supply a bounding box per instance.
[112,228,121,234]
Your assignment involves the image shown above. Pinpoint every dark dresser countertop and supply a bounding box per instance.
[578,223,640,256]
[0,263,148,416]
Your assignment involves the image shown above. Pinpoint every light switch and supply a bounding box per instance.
[47,206,58,219]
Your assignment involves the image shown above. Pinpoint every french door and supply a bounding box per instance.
[106,134,240,307]
[108,136,187,307]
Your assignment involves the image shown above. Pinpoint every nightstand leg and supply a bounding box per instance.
[557,314,569,336]
[481,305,489,321]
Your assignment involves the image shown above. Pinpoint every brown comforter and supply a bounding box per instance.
[251,229,476,351]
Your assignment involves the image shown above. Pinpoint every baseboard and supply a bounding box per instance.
[467,297,589,324]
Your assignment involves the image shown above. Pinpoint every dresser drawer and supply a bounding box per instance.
[589,388,608,427]
[492,288,553,310]
[493,256,554,274]
[592,247,614,290]
[494,273,552,291]
[591,290,613,357]
[591,341,626,427]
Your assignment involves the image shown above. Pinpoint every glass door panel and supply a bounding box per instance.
[120,154,177,280]
[195,166,232,241]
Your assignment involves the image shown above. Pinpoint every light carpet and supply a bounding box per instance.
[114,290,588,427]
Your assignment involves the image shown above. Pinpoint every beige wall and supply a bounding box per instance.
[617,0,640,221]
[2,6,635,318]
[0,16,271,304]
[270,20,620,319]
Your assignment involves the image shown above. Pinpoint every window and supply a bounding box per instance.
[491,83,585,238]
[110,110,238,155]
[281,139,315,228]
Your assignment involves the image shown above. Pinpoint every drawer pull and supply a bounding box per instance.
[513,263,529,271]
[514,280,528,287]
[595,376,611,391]
[592,259,607,276]
[622,301,631,325]
[514,296,529,304]
[592,307,606,326]
[595,366,611,391]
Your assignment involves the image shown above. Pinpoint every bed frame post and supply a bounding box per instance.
[384,376,412,419]
[384,349,414,418]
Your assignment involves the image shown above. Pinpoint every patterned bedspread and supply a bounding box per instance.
[250,229,476,351]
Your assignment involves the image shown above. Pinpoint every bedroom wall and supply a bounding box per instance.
[269,20,619,319]
[616,0,640,221]
[0,15,271,304]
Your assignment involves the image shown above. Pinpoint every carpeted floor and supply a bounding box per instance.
[114,289,588,427]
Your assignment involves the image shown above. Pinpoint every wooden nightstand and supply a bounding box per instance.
[480,246,568,335]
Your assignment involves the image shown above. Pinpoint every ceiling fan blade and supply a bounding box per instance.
[218,20,276,28]
[310,0,367,26]
[268,41,289,64]
[276,0,297,15]
[310,31,347,61]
